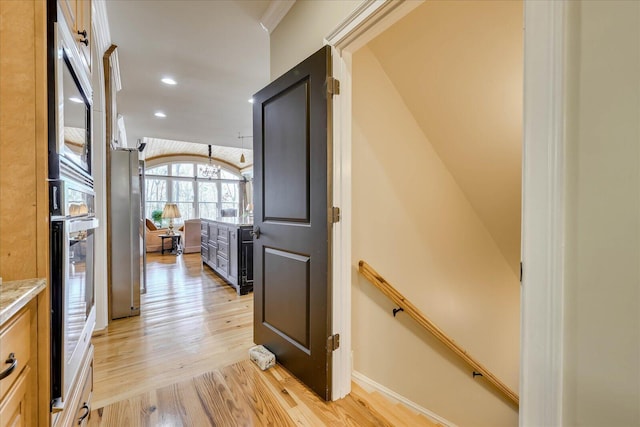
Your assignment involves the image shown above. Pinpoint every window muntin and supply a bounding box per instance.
[198,182,218,220]
[147,165,168,176]
[172,163,194,177]
[145,178,168,220]
[144,161,242,221]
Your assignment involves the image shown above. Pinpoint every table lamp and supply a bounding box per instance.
[162,203,181,235]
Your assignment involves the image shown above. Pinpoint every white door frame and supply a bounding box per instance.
[325,0,425,400]
[326,0,568,423]
[520,1,567,425]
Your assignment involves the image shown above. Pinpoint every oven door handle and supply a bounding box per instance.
[68,218,99,233]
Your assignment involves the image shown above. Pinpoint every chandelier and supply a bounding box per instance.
[201,144,220,179]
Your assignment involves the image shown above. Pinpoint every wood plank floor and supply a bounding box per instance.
[92,252,254,409]
[90,359,439,427]
[91,252,439,426]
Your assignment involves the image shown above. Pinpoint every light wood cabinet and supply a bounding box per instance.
[0,0,50,425]
[0,304,38,427]
[0,367,30,427]
[58,0,92,72]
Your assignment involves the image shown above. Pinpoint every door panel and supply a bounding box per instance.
[263,248,310,350]
[253,45,332,400]
[263,80,310,222]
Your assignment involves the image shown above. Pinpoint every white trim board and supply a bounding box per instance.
[326,0,568,418]
[352,371,456,427]
[520,1,567,425]
[325,0,422,401]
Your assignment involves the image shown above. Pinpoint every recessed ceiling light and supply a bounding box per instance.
[248,98,254,104]
[69,97,83,103]
[154,112,167,118]
[161,77,177,85]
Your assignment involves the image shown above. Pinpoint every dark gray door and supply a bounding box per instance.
[252,46,333,400]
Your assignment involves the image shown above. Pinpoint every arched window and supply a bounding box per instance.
[144,161,244,223]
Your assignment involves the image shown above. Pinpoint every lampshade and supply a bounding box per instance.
[162,203,181,219]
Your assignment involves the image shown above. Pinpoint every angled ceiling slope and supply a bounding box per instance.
[368,0,523,273]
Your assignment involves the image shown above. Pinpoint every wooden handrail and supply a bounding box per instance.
[358,260,519,406]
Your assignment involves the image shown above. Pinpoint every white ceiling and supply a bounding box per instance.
[367,0,523,273]
[104,0,271,150]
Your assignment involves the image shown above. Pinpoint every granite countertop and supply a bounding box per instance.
[0,278,46,325]
[204,217,254,227]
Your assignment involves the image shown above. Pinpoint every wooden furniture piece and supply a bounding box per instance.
[201,218,253,295]
[0,304,36,427]
[0,279,45,427]
[0,2,50,424]
[58,0,91,73]
[144,219,172,253]
[159,233,182,255]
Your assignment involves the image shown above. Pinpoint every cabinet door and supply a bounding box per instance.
[217,255,229,276]
[0,310,30,401]
[0,367,30,427]
[228,228,238,284]
[208,243,217,265]
[217,225,229,243]
[75,364,92,427]
[208,224,218,244]
[76,0,91,72]
[58,0,91,73]
[59,0,78,34]
[242,241,254,283]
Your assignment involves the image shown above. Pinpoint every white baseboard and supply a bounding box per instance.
[352,370,456,427]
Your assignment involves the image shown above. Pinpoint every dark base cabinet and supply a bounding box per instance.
[201,218,253,295]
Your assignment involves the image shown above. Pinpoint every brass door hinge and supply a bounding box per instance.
[327,334,340,352]
[327,77,340,96]
[331,206,340,223]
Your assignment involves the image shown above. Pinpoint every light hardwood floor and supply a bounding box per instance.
[92,252,254,409]
[91,252,439,426]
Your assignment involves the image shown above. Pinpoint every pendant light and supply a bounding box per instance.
[238,133,251,164]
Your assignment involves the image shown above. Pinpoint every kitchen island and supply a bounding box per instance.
[200,217,253,295]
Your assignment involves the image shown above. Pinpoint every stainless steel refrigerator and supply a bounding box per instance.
[110,148,144,319]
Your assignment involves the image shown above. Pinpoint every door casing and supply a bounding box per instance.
[327,2,566,425]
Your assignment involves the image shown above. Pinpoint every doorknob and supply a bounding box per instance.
[250,226,260,239]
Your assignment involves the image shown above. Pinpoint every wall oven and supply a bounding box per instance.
[50,179,97,409]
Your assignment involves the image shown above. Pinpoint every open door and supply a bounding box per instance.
[252,45,334,400]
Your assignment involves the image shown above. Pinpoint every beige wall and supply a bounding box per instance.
[269,0,361,79]
[563,1,640,425]
[367,0,523,274]
[352,46,519,427]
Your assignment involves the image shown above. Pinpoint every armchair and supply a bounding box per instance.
[180,219,201,253]
[145,219,173,252]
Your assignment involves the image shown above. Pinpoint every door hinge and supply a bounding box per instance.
[331,206,341,223]
[327,334,340,352]
[327,77,340,96]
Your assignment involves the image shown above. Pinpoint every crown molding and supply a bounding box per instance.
[260,0,296,34]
